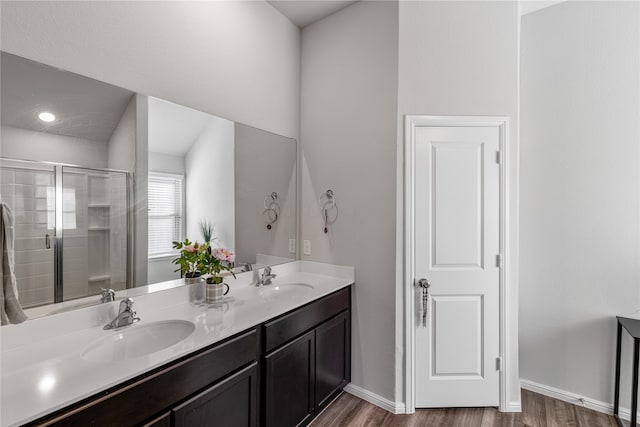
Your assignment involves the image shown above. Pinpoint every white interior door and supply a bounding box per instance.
[414,126,501,408]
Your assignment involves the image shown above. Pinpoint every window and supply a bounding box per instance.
[148,172,183,258]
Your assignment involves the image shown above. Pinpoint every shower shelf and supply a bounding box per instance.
[88,226,110,231]
[88,275,111,283]
[88,203,110,208]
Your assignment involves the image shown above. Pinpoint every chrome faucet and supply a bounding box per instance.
[100,288,116,303]
[104,298,140,330]
[255,266,277,287]
[242,263,253,272]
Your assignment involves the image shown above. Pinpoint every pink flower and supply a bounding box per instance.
[213,248,235,263]
[184,245,197,253]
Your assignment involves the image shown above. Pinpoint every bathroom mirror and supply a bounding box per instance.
[0,51,297,318]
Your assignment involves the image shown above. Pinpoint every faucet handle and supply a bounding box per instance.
[100,288,116,303]
[120,298,134,312]
[264,266,272,275]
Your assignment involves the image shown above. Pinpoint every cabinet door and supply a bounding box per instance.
[264,330,315,427]
[315,310,351,413]
[172,363,258,427]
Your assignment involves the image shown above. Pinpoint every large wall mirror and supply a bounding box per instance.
[0,51,297,318]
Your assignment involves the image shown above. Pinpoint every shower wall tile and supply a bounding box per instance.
[1,170,15,185]
[19,287,53,308]
[14,248,52,264]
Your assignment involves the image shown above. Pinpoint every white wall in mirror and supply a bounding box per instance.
[184,116,236,251]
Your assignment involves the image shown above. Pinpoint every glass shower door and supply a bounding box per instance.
[62,167,129,300]
[0,159,56,308]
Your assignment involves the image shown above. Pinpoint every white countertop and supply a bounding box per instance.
[0,261,354,427]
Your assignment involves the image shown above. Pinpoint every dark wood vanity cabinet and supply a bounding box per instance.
[30,329,259,427]
[262,287,351,427]
[172,363,258,427]
[28,286,351,427]
[264,330,316,427]
[315,310,351,413]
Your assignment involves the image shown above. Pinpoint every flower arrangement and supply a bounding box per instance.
[202,247,236,284]
[172,239,208,278]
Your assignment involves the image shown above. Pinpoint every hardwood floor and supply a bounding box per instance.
[311,389,622,427]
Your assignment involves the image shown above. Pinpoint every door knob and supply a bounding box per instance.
[417,278,430,328]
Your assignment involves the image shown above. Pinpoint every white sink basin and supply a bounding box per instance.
[82,320,195,363]
[257,283,314,298]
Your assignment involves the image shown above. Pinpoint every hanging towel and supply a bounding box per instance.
[1,203,27,325]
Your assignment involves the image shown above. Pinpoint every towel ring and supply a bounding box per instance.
[264,192,279,209]
[319,190,338,234]
[262,192,280,230]
[262,208,278,230]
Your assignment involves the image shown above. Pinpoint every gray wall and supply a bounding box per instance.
[396,0,520,406]
[1,126,107,168]
[234,124,296,266]
[0,1,300,140]
[300,1,399,402]
[107,96,136,173]
[520,1,640,408]
[148,152,185,176]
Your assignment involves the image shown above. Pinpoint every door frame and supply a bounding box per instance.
[403,115,512,412]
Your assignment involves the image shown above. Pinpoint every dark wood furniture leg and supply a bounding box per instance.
[632,338,639,427]
[615,321,622,419]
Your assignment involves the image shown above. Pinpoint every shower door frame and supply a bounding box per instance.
[0,157,134,304]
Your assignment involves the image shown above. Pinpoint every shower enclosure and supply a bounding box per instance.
[0,158,131,308]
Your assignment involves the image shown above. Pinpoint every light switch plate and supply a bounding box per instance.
[288,239,296,254]
[303,240,311,256]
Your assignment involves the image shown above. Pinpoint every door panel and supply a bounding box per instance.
[431,141,484,268]
[414,126,500,408]
[431,295,483,377]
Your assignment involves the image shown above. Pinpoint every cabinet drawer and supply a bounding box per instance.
[31,329,258,427]
[262,287,350,353]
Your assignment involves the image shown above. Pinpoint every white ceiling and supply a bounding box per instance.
[1,52,135,143]
[148,97,230,157]
[268,0,359,28]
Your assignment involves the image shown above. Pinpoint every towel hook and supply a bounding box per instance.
[319,190,338,234]
[263,192,280,230]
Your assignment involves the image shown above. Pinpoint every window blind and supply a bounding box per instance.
[148,173,183,257]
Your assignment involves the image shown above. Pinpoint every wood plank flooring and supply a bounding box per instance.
[311,389,622,427]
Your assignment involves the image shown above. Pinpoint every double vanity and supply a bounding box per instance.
[0,261,354,427]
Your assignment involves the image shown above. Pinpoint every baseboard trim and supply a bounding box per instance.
[344,383,406,414]
[504,401,522,413]
[520,379,639,423]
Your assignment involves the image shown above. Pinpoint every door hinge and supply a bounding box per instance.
[496,357,502,371]
[496,150,501,164]
[496,254,502,268]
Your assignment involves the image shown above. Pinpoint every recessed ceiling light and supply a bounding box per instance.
[38,112,56,122]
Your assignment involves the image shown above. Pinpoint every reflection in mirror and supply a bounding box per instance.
[0,52,298,320]
[146,98,297,284]
[1,52,135,314]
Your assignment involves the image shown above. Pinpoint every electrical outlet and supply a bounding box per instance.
[303,240,311,256]
[288,239,296,254]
